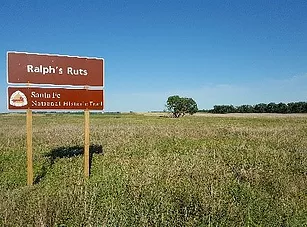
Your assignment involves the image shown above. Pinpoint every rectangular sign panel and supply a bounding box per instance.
[8,87,104,110]
[7,52,104,86]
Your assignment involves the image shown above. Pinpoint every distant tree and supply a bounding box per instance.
[166,95,181,118]
[302,102,307,113]
[288,102,307,113]
[166,95,198,118]
[277,102,288,113]
[288,102,298,113]
[237,105,254,113]
[212,105,235,114]
[266,102,278,113]
[254,103,267,113]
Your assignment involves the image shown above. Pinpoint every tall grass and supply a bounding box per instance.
[0,113,306,226]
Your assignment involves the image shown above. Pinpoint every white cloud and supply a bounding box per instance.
[106,74,307,111]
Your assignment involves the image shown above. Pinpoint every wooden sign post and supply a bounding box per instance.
[26,109,33,186]
[84,109,90,178]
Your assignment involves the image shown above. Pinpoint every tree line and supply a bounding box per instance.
[200,102,307,114]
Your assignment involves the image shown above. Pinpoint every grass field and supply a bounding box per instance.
[0,113,307,226]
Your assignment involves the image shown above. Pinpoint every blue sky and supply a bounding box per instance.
[1,0,307,112]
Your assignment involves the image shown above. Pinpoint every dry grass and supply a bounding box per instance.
[0,113,307,226]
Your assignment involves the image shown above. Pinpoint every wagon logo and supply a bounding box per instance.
[10,90,27,107]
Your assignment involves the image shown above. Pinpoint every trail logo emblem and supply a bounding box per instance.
[10,90,27,107]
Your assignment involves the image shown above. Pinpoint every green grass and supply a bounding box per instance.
[0,113,307,226]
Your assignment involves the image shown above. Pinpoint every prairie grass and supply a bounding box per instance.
[0,113,307,226]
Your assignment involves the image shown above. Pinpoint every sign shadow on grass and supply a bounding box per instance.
[34,144,103,184]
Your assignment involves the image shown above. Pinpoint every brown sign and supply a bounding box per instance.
[7,52,104,86]
[8,87,104,110]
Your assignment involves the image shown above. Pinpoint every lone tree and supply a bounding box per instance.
[166,95,198,118]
